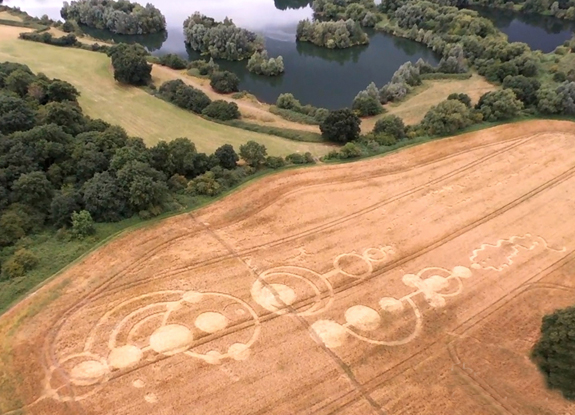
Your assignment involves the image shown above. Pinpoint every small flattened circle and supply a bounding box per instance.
[195,312,229,333]
[311,320,347,349]
[345,305,381,331]
[452,266,472,279]
[379,297,404,313]
[108,345,143,370]
[183,291,204,304]
[70,360,108,386]
[150,324,193,355]
[228,343,250,361]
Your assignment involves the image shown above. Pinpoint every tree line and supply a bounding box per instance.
[61,0,166,35]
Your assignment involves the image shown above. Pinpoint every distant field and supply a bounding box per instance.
[361,73,498,132]
[0,26,331,156]
[0,11,23,22]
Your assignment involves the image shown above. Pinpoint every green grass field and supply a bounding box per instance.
[0,28,331,156]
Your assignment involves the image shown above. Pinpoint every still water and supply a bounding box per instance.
[7,0,440,108]
[471,7,575,53]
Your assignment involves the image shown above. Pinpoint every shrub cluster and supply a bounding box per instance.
[273,93,329,125]
[247,51,285,76]
[158,54,188,70]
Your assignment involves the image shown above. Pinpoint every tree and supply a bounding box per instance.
[502,75,540,106]
[116,161,168,212]
[0,93,36,135]
[5,69,35,97]
[447,93,472,108]
[476,90,523,121]
[421,99,475,136]
[239,141,267,167]
[320,109,361,143]
[373,115,406,140]
[214,144,239,170]
[50,188,82,228]
[210,71,240,93]
[202,100,241,120]
[12,171,54,212]
[531,306,575,400]
[41,101,86,135]
[71,210,95,238]
[108,44,152,86]
[46,79,80,103]
[82,172,129,222]
[352,84,383,117]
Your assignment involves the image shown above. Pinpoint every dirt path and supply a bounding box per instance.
[2,120,575,415]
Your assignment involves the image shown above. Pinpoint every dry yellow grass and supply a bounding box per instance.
[0,11,23,22]
[361,74,498,132]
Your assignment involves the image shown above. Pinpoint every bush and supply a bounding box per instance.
[1,248,39,280]
[373,115,406,140]
[553,71,567,82]
[108,43,151,86]
[286,152,315,164]
[247,51,285,76]
[239,141,267,167]
[338,142,363,159]
[214,144,239,170]
[159,80,212,114]
[320,109,361,143]
[531,306,575,400]
[71,210,95,238]
[186,171,222,196]
[188,58,219,76]
[210,71,240,93]
[265,156,286,169]
[421,99,475,136]
[352,91,383,117]
[159,54,188,70]
[475,90,523,122]
[202,100,240,121]
[447,93,472,108]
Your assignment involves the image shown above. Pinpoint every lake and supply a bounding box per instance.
[6,0,439,109]
[471,6,575,53]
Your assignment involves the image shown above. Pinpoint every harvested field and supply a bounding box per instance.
[2,120,575,415]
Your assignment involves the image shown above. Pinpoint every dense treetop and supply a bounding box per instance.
[61,0,166,35]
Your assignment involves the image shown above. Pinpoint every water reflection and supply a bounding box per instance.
[274,0,312,10]
[296,41,368,65]
[80,25,168,51]
[470,6,575,52]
